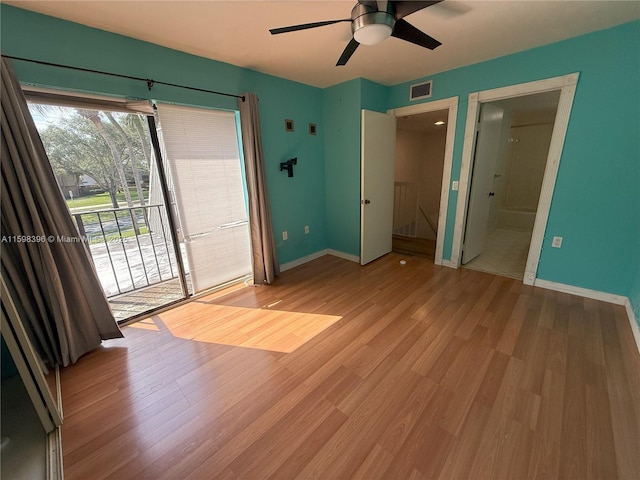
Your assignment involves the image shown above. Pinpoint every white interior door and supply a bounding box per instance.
[361,109,396,265]
[462,103,504,264]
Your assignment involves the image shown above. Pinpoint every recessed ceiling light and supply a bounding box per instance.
[434,121,446,126]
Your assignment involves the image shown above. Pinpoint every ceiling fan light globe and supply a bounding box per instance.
[352,9,396,45]
[354,23,393,45]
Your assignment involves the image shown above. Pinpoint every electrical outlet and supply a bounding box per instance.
[282,231,288,241]
[304,225,309,234]
[552,236,562,248]
[452,180,459,191]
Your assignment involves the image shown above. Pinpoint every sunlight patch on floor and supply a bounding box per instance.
[143,301,342,353]
[127,318,161,331]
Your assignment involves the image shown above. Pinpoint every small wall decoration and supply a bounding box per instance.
[280,157,298,177]
[285,119,294,132]
[308,123,317,135]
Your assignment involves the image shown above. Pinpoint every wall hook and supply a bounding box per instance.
[280,157,297,178]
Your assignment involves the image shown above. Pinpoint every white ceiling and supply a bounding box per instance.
[5,1,640,88]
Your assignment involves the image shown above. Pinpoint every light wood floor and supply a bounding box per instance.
[60,253,640,480]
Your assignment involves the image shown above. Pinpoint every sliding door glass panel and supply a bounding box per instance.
[28,103,185,321]
[155,104,252,294]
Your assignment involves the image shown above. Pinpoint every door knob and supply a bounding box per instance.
[363,199,371,205]
[488,192,495,197]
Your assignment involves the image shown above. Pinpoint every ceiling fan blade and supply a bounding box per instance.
[391,18,441,50]
[336,38,360,66]
[391,1,442,19]
[269,19,351,35]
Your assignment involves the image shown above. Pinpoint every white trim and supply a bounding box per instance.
[47,427,64,480]
[279,250,328,272]
[279,249,361,272]
[1,278,62,432]
[451,73,580,283]
[441,259,458,268]
[533,279,627,304]
[388,96,459,267]
[327,249,360,263]
[624,299,640,354]
[389,96,458,117]
[534,278,640,355]
[476,73,578,102]
[523,78,578,285]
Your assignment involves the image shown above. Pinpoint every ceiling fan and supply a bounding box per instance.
[269,0,443,66]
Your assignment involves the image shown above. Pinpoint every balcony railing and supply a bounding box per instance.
[71,204,181,298]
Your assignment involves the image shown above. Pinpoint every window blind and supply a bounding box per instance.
[155,103,252,293]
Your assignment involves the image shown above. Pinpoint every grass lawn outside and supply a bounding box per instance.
[67,189,149,210]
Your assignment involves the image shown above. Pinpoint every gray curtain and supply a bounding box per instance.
[238,93,279,284]
[1,58,122,369]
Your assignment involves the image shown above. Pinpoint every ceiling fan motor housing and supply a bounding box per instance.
[351,2,396,45]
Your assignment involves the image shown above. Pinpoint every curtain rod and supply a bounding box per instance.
[2,54,245,102]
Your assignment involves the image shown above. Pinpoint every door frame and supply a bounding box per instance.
[451,72,579,285]
[387,96,459,265]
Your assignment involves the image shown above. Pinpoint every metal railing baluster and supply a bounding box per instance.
[157,205,176,278]
[113,210,136,291]
[142,206,163,282]
[96,211,122,295]
[72,204,179,299]
[128,207,150,287]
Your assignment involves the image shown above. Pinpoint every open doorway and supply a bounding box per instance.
[451,72,579,285]
[392,109,449,259]
[387,96,458,265]
[462,91,561,279]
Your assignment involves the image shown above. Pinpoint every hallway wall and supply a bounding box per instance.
[394,126,446,239]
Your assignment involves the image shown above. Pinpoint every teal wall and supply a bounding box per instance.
[323,78,387,256]
[360,78,388,113]
[0,4,326,265]
[631,272,640,330]
[2,4,638,302]
[388,20,640,298]
[323,79,362,255]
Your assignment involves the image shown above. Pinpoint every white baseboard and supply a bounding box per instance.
[534,279,639,354]
[624,298,640,354]
[279,249,359,272]
[327,249,360,263]
[279,250,328,272]
[533,279,627,305]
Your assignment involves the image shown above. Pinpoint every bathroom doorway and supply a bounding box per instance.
[462,90,561,279]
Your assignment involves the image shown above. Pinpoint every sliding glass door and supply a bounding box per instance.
[28,94,252,321]
[28,102,186,321]
[155,104,252,294]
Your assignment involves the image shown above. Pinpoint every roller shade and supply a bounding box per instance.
[155,103,251,293]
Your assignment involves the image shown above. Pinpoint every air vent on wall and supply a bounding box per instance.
[410,80,432,101]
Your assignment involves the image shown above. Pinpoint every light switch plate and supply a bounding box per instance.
[452,180,459,191]
[552,236,563,248]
